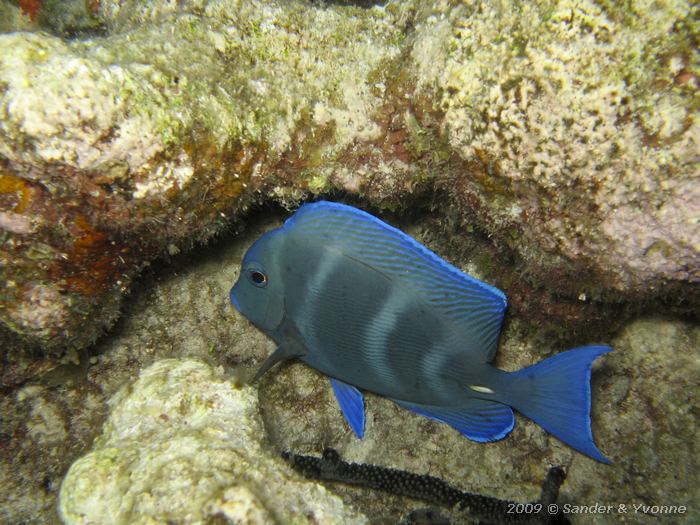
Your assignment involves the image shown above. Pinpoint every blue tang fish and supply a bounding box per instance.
[230,201,611,463]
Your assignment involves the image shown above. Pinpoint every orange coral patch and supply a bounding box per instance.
[19,0,42,21]
[0,173,35,214]
[73,213,108,250]
[61,252,121,295]
[49,213,128,295]
[86,0,100,16]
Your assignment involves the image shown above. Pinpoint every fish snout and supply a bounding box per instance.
[229,284,242,311]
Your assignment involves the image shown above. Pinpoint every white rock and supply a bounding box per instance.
[58,359,367,525]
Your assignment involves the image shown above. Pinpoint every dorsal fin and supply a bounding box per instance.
[284,201,507,361]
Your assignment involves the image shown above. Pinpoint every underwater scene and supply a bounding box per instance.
[0,0,698,524]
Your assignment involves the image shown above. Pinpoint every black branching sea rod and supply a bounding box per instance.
[229,201,611,463]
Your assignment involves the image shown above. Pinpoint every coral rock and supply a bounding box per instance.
[58,358,368,525]
[1,0,698,358]
[411,0,699,297]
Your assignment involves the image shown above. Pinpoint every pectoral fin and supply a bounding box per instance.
[252,343,305,382]
[330,378,365,438]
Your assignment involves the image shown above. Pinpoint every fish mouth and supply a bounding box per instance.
[229,285,242,311]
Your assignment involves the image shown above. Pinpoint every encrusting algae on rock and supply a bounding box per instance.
[1,0,698,364]
[58,358,369,525]
[410,0,699,297]
[0,0,408,359]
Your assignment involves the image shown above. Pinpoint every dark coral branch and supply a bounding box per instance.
[282,448,570,525]
[539,466,566,508]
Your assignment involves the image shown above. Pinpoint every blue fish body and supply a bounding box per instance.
[230,201,611,463]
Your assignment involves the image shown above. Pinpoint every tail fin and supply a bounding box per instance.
[508,345,611,463]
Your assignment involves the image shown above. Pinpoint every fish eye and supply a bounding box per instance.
[248,269,268,287]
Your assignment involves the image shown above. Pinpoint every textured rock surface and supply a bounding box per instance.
[1,213,698,524]
[0,0,405,355]
[414,0,700,298]
[0,2,35,33]
[58,358,368,525]
[1,0,698,359]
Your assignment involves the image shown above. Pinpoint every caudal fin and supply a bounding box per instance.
[509,345,611,463]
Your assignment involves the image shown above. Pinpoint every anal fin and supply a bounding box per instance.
[330,378,365,438]
[393,398,514,443]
